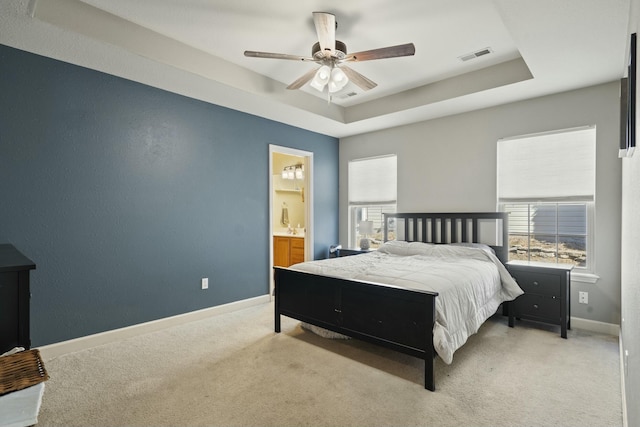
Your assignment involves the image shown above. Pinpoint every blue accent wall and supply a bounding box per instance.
[0,44,338,346]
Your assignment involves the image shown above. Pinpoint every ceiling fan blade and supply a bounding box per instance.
[286,67,321,90]
[313,12,336,57]
[340,66,377,91]
[244,51,314,62]
[344,43,416,62]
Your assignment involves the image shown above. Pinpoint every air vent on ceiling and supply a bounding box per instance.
[337,91,358,99]
[458,47,493,62]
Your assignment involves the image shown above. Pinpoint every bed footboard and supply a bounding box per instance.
[274,266,438,391]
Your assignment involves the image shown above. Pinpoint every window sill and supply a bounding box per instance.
[571,272,600,284]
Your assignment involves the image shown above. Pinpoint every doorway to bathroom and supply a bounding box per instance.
[269,145,313,298]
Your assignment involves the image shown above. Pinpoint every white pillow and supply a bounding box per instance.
[449,242,496,255]
[378,240,434,256]
[376,240,411,255]
[406,241,437,255]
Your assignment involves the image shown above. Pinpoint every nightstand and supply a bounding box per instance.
[0,244,36,353]
[506,261,573,338]
[336,248,372,257]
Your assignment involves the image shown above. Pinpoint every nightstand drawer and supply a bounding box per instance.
[513,293,561,322]
[510,270,560,297]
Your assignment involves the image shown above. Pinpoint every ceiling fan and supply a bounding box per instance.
[244,12,415,98]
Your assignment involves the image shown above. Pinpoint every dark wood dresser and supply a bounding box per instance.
[0,244,36,353]
[507,261,572,338]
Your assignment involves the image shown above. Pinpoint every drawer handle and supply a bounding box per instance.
[334,309,342,313]
[532,281,539,286]
[533,304,539,310]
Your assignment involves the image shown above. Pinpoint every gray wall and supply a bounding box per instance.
[340,82,622,326]
[620,12,640,426]
[621,128,640,427]
[0,44,339,346]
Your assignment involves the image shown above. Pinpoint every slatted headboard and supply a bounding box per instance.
[383,212,509,264]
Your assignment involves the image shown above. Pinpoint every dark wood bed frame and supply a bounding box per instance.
[273,212,511,391]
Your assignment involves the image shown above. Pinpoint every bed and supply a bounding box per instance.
[273,212,523,391]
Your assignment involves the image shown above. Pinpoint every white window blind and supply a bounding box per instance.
[348,155,397,205]
[497,126,596,202]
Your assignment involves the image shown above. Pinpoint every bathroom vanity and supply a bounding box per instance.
[273,235,305,267]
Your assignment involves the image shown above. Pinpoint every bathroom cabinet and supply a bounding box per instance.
[273,236,304,267]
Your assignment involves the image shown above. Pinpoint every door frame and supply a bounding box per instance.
[269,144,314,298]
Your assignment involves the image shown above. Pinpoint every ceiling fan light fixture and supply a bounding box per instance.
[328,67,349,93]
[310,65,331,91]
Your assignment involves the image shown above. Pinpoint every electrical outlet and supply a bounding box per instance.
[578,291,588,304]
[201,278,209,290]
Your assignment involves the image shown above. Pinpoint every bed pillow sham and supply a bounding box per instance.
[378,240,496,257]
[449,242,496,255]
[376,240,435,256]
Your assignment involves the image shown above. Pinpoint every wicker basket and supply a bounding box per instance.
[0,349,49,396]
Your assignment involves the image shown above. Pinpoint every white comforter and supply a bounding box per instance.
[289,241,523,364]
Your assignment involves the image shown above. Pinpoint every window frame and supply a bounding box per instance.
[348,154,397,249]
[496,126,597,274]
[348,204,397,249]
[499,201,594,272]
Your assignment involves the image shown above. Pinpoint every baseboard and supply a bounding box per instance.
[570,316,619,336]
[620,332,628,427]
[37,294,271,361]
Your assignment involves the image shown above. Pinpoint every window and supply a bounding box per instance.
[497,126,596,270]
[348,155,397,248]
[504,203,588,267]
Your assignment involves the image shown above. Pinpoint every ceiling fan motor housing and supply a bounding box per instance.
[312,40,347,59]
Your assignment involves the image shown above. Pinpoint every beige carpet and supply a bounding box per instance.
[36,302,622,427]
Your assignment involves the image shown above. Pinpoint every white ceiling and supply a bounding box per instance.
[0,0,634,137]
